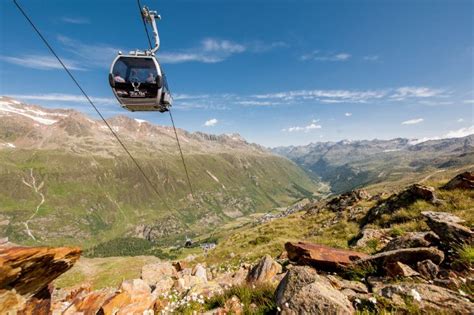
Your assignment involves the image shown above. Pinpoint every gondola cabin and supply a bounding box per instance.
[109,54,172,112]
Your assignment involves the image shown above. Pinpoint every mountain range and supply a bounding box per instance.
[0,96,323,248]
[273,136,474,193]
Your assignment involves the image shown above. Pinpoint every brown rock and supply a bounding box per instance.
[374,283,473,314]
[0,246,81,299]
[63,288,115,315]
[172,261,188,272]
[384,261,420,278]
[275,266,354,315]
[286,242,368,271]
[353,247,444,272]
[101,279,154,315]
[246,255,282,284]
[416,260,439,280]
[442,171,474,190]
[422,211,473,246]
[0,289,26,313]
[381,231,439,251]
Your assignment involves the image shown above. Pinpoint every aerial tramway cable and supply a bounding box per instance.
[12,0,192,223]
[136,0,195,198]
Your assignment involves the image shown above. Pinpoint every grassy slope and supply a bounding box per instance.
[199,166,474,266]
[55,166,473,289]
[0,149,323,248]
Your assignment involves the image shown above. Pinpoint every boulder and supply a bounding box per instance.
[286,242,368,272]
[275,266,354,315]
[381,231,439,251]
[187,280,223,298]
[214,267,248,288]
[141,262,176,293]
[246,255,282,284]
[174,274,205,292]
[362,184,439,226]
[416,260,439,280]
[351,228,392,250]
[442,171,474,190]
[373,283,474,314]
[63,288,115,315]
[326,190,371,212]
[353,247,444,273]
[0,246,81,299]
[101,279,154,315]
[325,275,368,294]
[422,211,473,246]
[384,261,420,278]
[192,263,208,282]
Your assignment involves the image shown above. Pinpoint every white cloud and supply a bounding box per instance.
[402,118,424,125]
[363,55,379,61]
[57,35,122,68]
[283,122,322,132]
[464,99,474,104]
[61,17,90,24]
[345,112,352,117]
[237,100,273,106]
[6,93,116,105]
[301,50,351,62]
[391,87,444,100]
[0,54,85,71]
[444,125,474,138]
[409,125,474,145]
[458,118,465,122]
[204,118,218,127]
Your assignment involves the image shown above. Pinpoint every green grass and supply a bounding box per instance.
[176,283,277,315]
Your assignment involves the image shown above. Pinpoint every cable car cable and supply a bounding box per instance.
[11,0,192,223]
[168,110,195,197]
[136,0,195,199]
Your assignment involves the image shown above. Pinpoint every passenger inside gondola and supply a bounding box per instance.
[114,72,126,83]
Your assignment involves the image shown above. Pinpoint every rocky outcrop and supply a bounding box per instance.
[351,228,392,249]
[373,283,474,314]
[246,254,282,284]
[353,247,444,272]
[0,246,81,298]
[141,261,176,293]
[380,231,439,251]
[422,211,473,246]
[362,184,439,226]
[275,266,354,315]
[326,190,371,212]
[442,171,474,190]
[286,242,368,271]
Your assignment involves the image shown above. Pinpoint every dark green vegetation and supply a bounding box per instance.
[274,136,474,193]
[84,237,177,260]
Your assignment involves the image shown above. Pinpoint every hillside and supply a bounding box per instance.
[0,96,324,248]
[273,136,474,193]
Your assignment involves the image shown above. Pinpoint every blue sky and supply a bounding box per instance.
[0,0,473,147]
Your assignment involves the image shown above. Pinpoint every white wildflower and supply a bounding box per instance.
[369,297,377,304]
[285,302,289,308]
[277,306,281,312]
[354,298,361,304]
